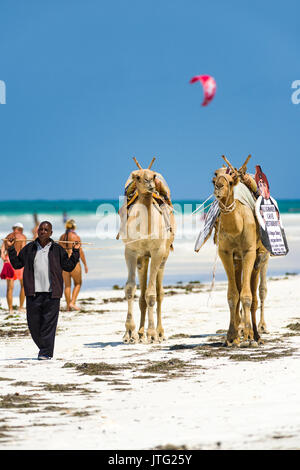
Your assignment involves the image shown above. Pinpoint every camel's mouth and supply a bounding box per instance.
[214,188,224,200]
[145,186,155,194]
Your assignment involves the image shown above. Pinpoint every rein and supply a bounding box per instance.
[215,174,236,214]
[218,199,236,214]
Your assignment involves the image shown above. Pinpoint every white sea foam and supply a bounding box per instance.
[0,212,299,292]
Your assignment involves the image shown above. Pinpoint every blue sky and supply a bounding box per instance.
[0,0,300,200]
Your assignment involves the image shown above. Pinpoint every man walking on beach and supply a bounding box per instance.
[1,222,26,313]
[6,221,80,360]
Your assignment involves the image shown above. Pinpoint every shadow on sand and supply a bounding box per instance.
[0,357,39,361]
[84,341,124,348]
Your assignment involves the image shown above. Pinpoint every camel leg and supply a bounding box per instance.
[137,256,149,343]
[219,250,240,346]
[156,258,167,342]
[234,257,243,338]
[123,248,138,344]
[240,250,256,344]
[145,250,164,343]
[258,260,268,333]
[250,267,262,345]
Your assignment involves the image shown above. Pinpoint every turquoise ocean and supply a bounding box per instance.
[0,199,299,300]
[0,199,300,215]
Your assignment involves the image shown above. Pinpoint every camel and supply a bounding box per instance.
[212,163,269,335]
[213,155,269,346]
[119,157,175,344]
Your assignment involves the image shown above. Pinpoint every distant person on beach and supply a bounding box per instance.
[59,219,88,311]
[32,213,39,240]
[1,223,26,313]
[6,221,80,360]
[63,211,68,224]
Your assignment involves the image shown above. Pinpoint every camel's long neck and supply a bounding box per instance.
[218,190,238,230]
[138,192,153,236]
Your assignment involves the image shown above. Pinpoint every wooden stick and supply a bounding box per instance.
[148,157,156,169]
[239,154,251,174]
[56,240,93,245]
[83,247,106,250]
[221,155,237,175]
[133,157,142,169]
[2,238,94,246]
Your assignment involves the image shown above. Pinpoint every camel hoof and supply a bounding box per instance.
[123,331,138,344]
[224,336,240,347]
[139,335,147,344]
[224,340,236,347]
[258,324,269,334]
[148,337,158,344]
[240,340,250,348]
[158,334,166,343]
[147,335,158,343]
[249,340,258,348]
[129,337,138,344]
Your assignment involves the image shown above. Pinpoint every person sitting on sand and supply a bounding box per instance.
[59,219,88,311]
[1,223,26,313]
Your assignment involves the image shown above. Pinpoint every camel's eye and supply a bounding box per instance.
[153,174,156,179]
[136,175,140,181]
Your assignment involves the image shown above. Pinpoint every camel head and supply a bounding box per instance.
[213,154,252,201]
[212,165,227,185]
[213,155,240,201]
[131,168,157,195]
[130,157,157,196]
[214,172,238,201]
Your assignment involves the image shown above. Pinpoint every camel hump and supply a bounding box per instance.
[124,171,169,191]
[233,182,256,211]
[124,171,172,205]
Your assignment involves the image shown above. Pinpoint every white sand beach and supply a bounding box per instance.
[0,212,299,450]
[0,272,300,450]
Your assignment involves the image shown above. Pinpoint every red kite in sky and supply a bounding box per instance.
[190,75,217,106]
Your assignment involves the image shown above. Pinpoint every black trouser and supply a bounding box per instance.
[26,293,60,357]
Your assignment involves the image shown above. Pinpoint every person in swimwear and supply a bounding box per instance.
[59,219,88,311]
[1,223,27,313]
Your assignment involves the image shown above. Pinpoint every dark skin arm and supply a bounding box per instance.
[6,236,26,269]
[60,247,80,272]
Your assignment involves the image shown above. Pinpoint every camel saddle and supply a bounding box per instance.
[117,172,174,240]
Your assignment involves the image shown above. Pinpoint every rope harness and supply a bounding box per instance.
[215,173,236,214]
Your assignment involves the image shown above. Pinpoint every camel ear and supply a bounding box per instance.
[131,171,141,182]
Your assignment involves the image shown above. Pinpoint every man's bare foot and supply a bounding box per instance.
[69,303,80,311]
[18,307,26,313]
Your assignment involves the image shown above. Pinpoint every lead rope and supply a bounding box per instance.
[207,217,221,305]
[206,178,231,305]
